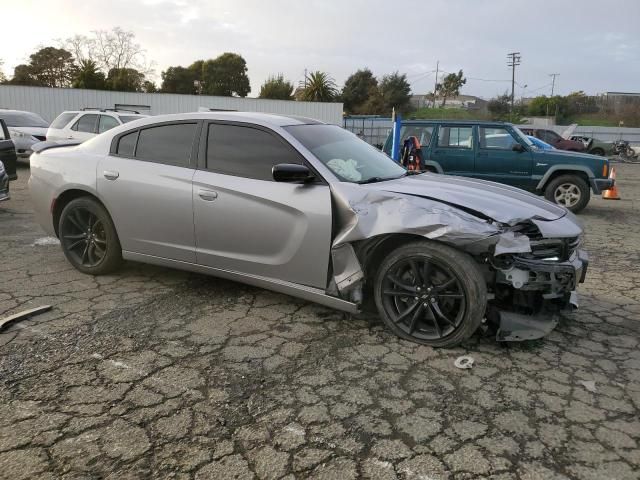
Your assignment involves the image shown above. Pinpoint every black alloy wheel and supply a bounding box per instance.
[381,257,466,341]
[58,197,122,275]
[374,241,487,347]
[61,207,108,268]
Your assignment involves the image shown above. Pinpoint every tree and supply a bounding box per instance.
[341,68,378,114]
[488,92,511,120]
[528,95,569,120]
[106,67,144,92]
[378,72,412,113]
[436,70,466,107]
[72,59,107,90]
[298,71,337,102]
[259,74,294,100]
[202,53,250,97]
[0,59,6,83]
[19,47,77,88]
[9,64,40,85]
[142,80,157,93]
[161,66,196,94]
[63,27,154,77]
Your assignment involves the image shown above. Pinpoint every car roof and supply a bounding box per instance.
[0,109,34,115]
[116,112,325,128]
[60,110,146,116]
[402,119,513,126]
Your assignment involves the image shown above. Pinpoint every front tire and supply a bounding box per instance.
[590,148,605,156]
[59,197,122,275]
[544,174,590,213]
[373,241,487,348]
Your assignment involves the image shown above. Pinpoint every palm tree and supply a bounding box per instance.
[298,71,338,102]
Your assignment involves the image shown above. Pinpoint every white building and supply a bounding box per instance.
[0,85,343,125]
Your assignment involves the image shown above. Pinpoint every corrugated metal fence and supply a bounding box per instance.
[0,85,344,125]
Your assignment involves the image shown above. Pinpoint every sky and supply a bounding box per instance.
[1,0,639,100]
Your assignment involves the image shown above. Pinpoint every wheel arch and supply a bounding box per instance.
[356,233,435,282]
[52,189,113,238]
[536,166,593,193]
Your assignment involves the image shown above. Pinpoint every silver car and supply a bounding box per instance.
[29,113,588,347]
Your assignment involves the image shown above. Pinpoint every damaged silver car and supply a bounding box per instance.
[29,113,588,347]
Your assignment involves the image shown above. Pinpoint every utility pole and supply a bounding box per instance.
[507,52,521,120]
[549,73,559,96]
[304,68,308,89]
[546,73,559,117]
[433,60,439,108]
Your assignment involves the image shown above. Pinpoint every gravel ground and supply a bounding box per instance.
[0,162,639,479]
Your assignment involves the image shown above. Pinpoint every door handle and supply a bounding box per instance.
[103,170,119,180]
[67,136,74,140]
[477,152,488,157]
[198,189,218,201]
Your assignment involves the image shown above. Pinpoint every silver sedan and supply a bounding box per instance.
[29,113,588,347]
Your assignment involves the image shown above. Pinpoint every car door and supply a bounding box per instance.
[97,121,199,262]
[67,114,100,142]
[431,124,475,174]
[473,126,533,189]
[0,120,17,180]
[192,122,332,289]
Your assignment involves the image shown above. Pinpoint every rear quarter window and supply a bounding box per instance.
[50,112,78,129]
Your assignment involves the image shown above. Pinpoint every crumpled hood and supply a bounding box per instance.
[366,173,566,225]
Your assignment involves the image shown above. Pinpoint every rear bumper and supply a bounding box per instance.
[591,178,614,194]
[491,249,588,341]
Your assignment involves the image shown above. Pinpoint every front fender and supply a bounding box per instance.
[535,164,595,191]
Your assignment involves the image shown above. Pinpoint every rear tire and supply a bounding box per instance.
[373,241,487,348]
[544,174,590,213]
[59,197,122,275]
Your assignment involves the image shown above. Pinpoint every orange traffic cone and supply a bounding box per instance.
[602,167,621,200]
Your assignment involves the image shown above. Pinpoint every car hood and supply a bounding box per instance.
[364,173,567,225]
[534,148,607,162]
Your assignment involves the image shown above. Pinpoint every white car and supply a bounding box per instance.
[46,109,148,143]
[0,109,49,159]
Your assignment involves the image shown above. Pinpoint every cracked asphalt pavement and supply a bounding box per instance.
[1,162,639,479]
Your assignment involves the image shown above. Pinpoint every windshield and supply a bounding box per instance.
[0,111,49,128]
[284,124,406,183]
[511,126,534,147]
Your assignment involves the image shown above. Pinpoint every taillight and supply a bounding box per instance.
[603,163,608,177]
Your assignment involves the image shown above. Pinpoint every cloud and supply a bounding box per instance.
[1,0,639,98]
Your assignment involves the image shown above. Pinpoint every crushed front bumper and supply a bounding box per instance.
[491,249,588,341]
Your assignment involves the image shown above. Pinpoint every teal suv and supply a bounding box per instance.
[384,120,614,213]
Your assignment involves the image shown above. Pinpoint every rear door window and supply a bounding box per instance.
[72,114,99,133]
[98,115,120,134]
[135,123,197,167]
[206,124,303,181]
[437,126,474,148]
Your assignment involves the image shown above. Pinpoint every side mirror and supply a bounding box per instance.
[273,163,315,183]
[512,143,526,153]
